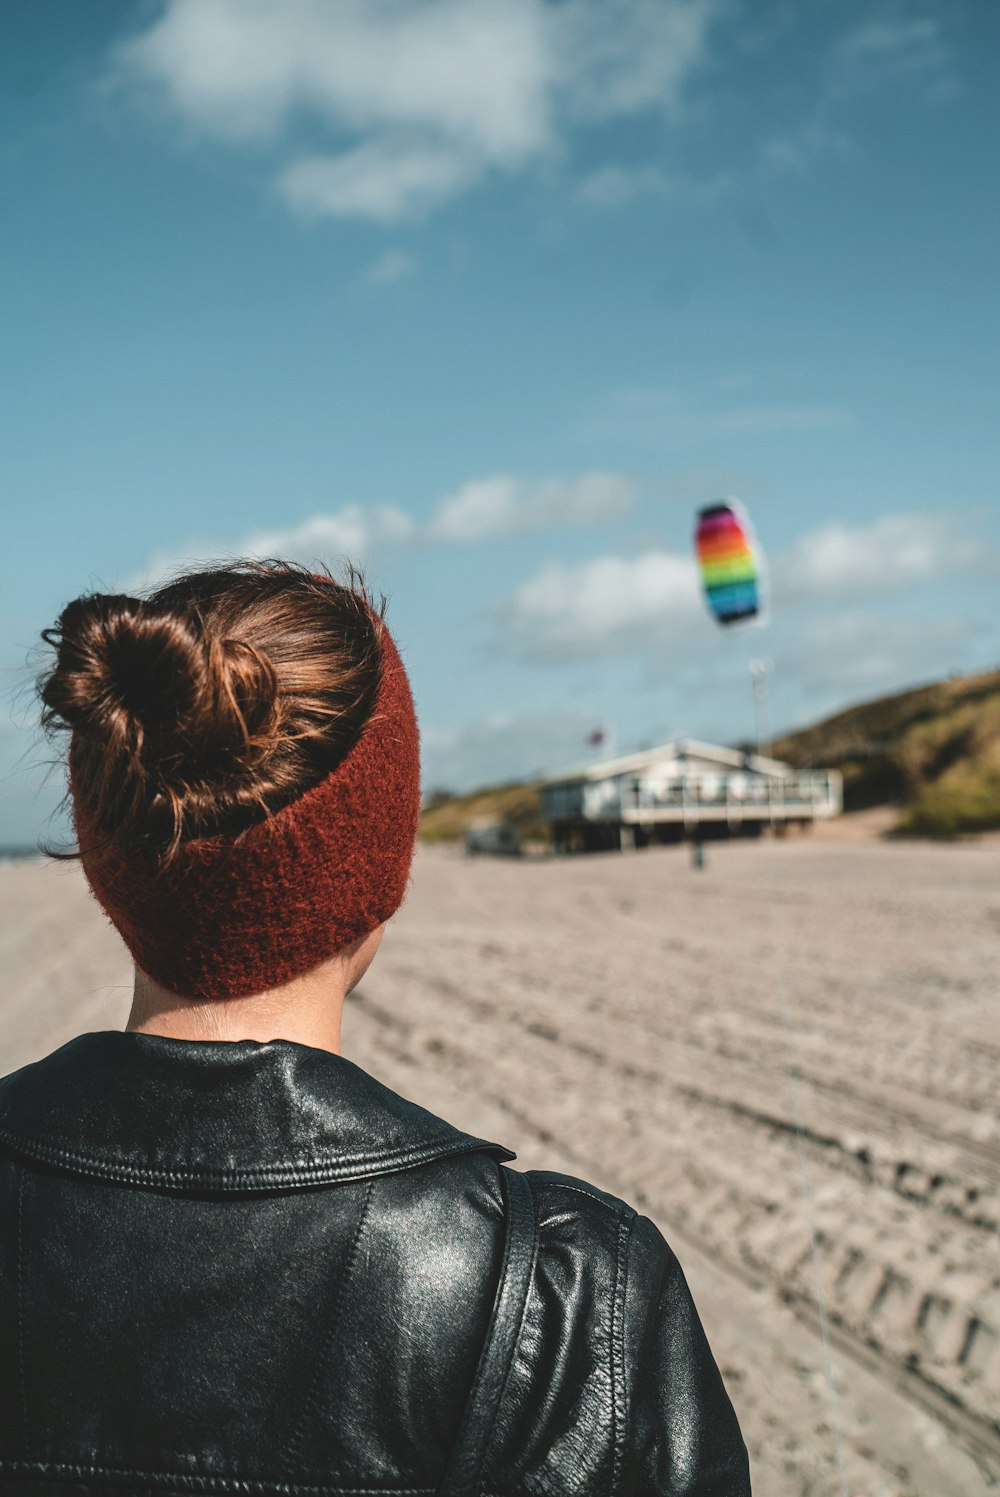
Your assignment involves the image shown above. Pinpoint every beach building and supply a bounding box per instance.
[541,739,842,852]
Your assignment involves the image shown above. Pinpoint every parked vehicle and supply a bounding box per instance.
[464,820,522,857]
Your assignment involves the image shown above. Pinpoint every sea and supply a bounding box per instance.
[0,845,44,866]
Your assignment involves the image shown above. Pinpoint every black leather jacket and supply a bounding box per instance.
[0,1032,750,1496]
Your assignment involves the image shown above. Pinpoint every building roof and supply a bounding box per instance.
[541,738,790,787]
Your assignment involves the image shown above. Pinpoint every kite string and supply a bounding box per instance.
[764,862,851,1497]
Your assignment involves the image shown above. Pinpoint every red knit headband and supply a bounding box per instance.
[69,596,421,1001]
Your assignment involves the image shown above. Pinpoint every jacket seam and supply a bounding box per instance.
[0,1133,503,1189]
[609,1210,634,1497]
[481,1170,539,1490]
[541,1179,625,1215]
[16,1161,30,1462]
[441,1159,513,1491]
[277,1177,377,1474]
[0,1461,434,1494]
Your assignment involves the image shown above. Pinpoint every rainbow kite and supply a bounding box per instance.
[694,499,765,627]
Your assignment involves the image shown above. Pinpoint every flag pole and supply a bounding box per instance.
[749,658,773,756]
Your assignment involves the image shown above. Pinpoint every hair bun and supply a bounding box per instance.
[44,593,278,749]
[41,593,281,848]
[38,560,385,864]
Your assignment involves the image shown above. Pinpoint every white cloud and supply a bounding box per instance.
[576,164,667,207]
[494,509,996,667]
[597,387,853,443]
[780,611,977,702]
[365,248,419,285]
[833,18,950,94]
[242,505,417,558]
[576,162,735,210]
[112,0,722,222]
[126,504,416,590]
[422,707,601,793]
[500,549,702,661]
[704,406,852,436]
[763,15,956,179]
[124,471,634,589]
[429,472,636,542]
[278,140,481,223]
[774,512,984,603]
[555,0,719,120]
[115,0,550,156]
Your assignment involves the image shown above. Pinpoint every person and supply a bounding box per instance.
[0,559,751,1495]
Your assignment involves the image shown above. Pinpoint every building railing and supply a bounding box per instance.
[624,773,840,811]
[542,771,842,822]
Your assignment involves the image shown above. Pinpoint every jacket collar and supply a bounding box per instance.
[0,1030,515,1192]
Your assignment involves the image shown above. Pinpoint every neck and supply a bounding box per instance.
[125,925,384,1054]
[126,968,347,1054]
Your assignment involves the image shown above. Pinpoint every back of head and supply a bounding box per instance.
[36,559,421,1000]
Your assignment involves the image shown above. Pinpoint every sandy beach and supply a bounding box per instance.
[3,833,998,1497]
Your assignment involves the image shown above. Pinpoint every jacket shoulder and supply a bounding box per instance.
[481,1166,638,1494]
[524,1166,640,1223]
[488,1166,751,1495]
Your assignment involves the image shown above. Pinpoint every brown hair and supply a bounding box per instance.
[37,558,385,865]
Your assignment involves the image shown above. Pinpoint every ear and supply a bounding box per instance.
[345,924,385,994]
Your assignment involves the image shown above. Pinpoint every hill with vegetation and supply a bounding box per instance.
[771,667,1000,835]
[420,780,547,844]
[421,667,1000,841]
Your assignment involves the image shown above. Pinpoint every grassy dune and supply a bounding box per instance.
[772,668,1000,835]
[420,781,545,843]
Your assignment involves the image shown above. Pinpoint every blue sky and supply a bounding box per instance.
[2,0,998,844]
